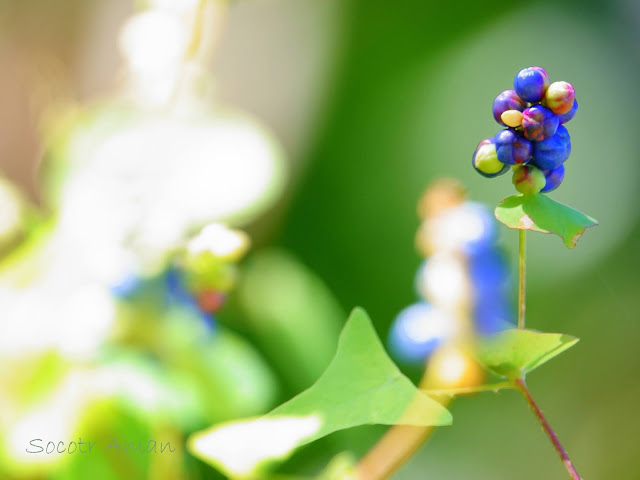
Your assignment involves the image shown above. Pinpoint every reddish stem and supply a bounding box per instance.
[514,378,582,480]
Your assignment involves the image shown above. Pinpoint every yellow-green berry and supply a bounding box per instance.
[512,164,545,195]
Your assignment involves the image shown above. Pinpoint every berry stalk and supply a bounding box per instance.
[514,378,582,480]
[355,371,452,480]
[518,229,526,329]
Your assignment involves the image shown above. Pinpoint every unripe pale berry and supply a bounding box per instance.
[494,128,533,165]
[522,104,559,142]
[530,125,571,170]
[501,109,523,128]
[558,98,578,124]
[512,164,546,195]
[424,344,486,390]
[493,89,526,125]
[545,81,575,114]
[471,138,509,178]
[540,163,565,193]
[514,66,550,102]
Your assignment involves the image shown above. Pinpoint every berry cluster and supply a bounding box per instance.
[112,223,250,329]
[472,67,578,194]
[388,180,514,364]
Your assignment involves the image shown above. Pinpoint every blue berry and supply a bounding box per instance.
[472,138,509,178]
[473,295,515,336]
[468,248,511,299]
[494,129,533,165]
[457,202,498,255]
[492,90,526,125]
[388,302,455,363]
[513,66,550,102]
[540,164,565,193]
[111,274,142,298]
[558,98,578,124]
[530,125,571,170]
[522,105,559,142]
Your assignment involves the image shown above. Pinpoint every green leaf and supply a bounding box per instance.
[188,308,452,477]
[316,452,358,480]
[476,329,579,380]
[495,193,598,248]
[235,249,344,392]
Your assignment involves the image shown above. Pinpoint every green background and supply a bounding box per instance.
[1,0,639,478]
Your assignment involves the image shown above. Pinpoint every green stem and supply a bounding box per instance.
[518,229,526,329]
[514,378,582,480]
[421,381,514,397]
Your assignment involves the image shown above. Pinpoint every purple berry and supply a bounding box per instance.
[471,138,509,178]
[531,125,571,170]
[494,129,533,165]
[522,104,559,142]
[558,98,578,124]
[514,66,550,102]
[492,89,526,125]
[540,164,565,193]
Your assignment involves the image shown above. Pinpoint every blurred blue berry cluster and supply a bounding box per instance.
[389,180,514,364]
[472,67,578,195]
[111,223,250,333]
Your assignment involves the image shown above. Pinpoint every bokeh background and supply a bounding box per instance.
[0,0,639,479]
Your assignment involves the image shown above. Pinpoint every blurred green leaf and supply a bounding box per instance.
[495,193,598,248]
[316,452,357,480]
[53,401,153,480]
[235,249,344,392]
[188,308,451,477]
[160,307,279,422]
[476,329,579,380]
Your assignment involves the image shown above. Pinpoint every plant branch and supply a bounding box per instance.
[514,378,582,480]
[354,397,451,480]
[518,229,526,329]
[355,366,476,480]
[421,381,514,397]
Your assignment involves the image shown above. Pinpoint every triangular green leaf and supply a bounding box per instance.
[476,329,579,380]
[188,308,452,477]
[495,193,598,248]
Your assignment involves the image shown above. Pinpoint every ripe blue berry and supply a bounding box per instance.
[494,129,533,165]
[472,138,509,178]
[513,66,550,102]
[492,89,526,125]
[468,248,511,299]
[540,164,565,193]
[512,164,546,195]
[522,104,559,142]
[558,98,578,124]
[388,302,456,363]
[473,295,515,336]
[530,125,571,170]
[111,274,142,298]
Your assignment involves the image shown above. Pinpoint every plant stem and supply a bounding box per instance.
[518,229,526,329]
[355,364,453,480]
[355,397,452,480]
[514,378,582,480]
[421,381,514,397]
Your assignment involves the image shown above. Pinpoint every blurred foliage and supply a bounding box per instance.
[0,0,638,479]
